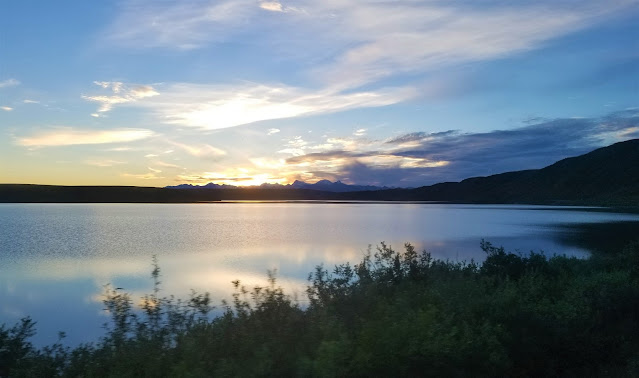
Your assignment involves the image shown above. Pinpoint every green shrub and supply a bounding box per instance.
[3,240,639,377]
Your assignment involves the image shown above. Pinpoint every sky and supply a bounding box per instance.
[0,0,637,188]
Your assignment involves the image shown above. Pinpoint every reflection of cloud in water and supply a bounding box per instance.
[0,235,591,312]
[1,305,24,318]
[422,235,590,262]
[0,243,367,319]
[2,203,638,346]
[4,258,149,282]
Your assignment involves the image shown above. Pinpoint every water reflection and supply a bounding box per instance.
[552,221,639,254]
[1,203,638,346]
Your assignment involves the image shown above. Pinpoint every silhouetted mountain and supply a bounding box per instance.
[167,183,238,189]
[289,179,388,192]
[404,138,639,205]
[167,180,389,192]
[1,139,637,205]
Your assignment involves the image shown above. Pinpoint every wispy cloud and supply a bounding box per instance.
[314,2,629,90]
[103,0,634,93]
[0,78,20,88]
[16,128,155,147]
[82,81,159,114]
[94,81,123,93]
[353,128,366,137]
[115,82,415,130]
[155,160,182,169]
[103,146,134,152]
[1,106,13,112]
[105,0,254,50]
[259,2,283,12]
[122,172,164,180]
[267,128,280,135]
[23,99,39,104]
[95,1,636,135]
[169,141,227,160]
[85,159,127,167]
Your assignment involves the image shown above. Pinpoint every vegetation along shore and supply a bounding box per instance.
[2,238,639,377]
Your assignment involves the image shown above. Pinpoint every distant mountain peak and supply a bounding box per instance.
[167,179,390,192]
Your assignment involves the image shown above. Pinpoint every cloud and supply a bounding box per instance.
[105,0,254,50]
[155,161,182,169]
[82,81,159,113]
[250,157,286,170]
[354,128,366,137]
[260,2,283,12]
[267,128,280,135]
[277,135,309,156]
[169,141,227,160]
[85,159,127,167]
[130,85,158,98]
[103,0,635,92]
[273,109,639,186]
[23,99,39,104]
[16,128,155,147]
[316,2,624,90]
[286,151,351,164]
[0,79,20,88]
[94,81,123,93]
[285,150,449,180]
[103,146,134,152]
[130,82,415,130]
[122,172,164,180]
[1,106,13,111]
[95,2,636,134]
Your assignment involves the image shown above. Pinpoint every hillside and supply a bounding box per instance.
[406,138,639,205]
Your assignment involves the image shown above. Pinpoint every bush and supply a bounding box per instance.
[3,240,639,376]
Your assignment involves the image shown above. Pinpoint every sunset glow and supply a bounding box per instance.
[1,1,637,187]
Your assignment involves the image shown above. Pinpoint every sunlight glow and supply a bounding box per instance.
[177,169,289,186]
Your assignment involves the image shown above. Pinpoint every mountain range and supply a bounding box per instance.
[1,139,638,206]
[166,179,392,192]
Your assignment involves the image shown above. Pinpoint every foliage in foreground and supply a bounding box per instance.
[3,240,639,377]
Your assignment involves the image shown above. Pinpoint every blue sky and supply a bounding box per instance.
[1,0,637,187]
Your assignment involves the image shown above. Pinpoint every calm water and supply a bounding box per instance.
[1,203,638,346]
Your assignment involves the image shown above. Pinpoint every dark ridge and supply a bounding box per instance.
[407,138,639,205]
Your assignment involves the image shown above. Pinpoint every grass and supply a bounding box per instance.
[2,240,639,377]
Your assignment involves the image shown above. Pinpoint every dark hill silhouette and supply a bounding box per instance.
[290,179,390,192]
[1,139,637,205]
[405,138,639,205]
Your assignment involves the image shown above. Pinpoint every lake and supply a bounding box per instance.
[1,202,639,346]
